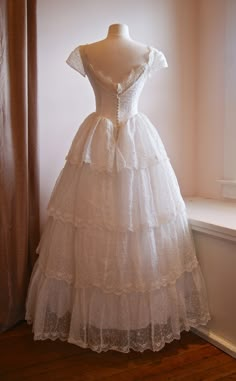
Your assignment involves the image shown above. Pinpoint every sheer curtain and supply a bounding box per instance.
[0,0,39,332]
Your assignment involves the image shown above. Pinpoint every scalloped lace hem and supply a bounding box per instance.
[37,257,199,294]
[25,317,210,353]
[46,202,187,233]
[26,262,211,353]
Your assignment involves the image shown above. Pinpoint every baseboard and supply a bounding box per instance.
[191,326,236,359]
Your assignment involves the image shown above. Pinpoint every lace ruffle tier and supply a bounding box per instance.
[26,47,210,351]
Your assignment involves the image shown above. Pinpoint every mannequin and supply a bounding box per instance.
[83,24,150,83]
[107,23,130,39]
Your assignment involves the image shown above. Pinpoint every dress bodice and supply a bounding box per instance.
[66,44,168,130]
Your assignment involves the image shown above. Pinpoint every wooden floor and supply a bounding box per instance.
[0,322,236,381]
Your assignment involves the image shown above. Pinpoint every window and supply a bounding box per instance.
[218,0,236,199]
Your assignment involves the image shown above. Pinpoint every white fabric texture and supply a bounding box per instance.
[66,46,86,76]
[25,44,210,352]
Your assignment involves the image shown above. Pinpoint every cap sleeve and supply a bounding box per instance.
[66,45,86,77]
[149,48,168,76]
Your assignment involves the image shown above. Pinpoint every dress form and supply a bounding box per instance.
[107,23,131,39]
[84,24,149,83]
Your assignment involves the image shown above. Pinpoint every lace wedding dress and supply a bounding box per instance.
[25,45,210,352]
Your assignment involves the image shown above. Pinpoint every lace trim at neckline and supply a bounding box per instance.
[81,45,154,93]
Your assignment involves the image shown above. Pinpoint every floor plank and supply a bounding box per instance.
[0,322,235,381]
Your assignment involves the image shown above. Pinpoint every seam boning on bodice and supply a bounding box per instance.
[82,46,153,94]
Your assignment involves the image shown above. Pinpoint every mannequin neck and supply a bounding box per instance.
[107,24,131,39]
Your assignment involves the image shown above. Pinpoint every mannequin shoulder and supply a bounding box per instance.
[130,40,149,54]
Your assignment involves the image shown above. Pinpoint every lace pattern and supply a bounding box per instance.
[64,113,169,172]
[35,206,199,293]
[25,41,210,353]
[45,162,186,232]
[66,46,86,77]
[29,313,207,353]
[26,267,210,353]
[148,47,168,74]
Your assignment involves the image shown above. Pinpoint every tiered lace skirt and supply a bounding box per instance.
[25,112,210,352]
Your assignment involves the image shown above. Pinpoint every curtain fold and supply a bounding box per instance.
[0,0,39,332]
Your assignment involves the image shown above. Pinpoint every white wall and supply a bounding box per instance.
[196,0,225,199]
[37,0,198,227]
[193,230,236,357]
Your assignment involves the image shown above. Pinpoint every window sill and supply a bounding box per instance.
[184,197,236,243]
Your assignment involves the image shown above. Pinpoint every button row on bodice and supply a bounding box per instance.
[116,93,120,122]
[93,72,141,133]
[115,92,120,140]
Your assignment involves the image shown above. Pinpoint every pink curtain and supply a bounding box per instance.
[0,0,39,332]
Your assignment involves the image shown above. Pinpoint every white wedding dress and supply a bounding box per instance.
[25,44,210,352]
